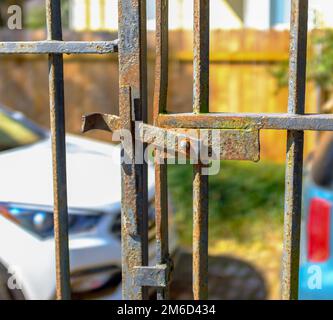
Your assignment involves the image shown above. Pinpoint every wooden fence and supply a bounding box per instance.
[0,29,318,162]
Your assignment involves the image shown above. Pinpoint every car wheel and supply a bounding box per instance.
[0,264,25,300]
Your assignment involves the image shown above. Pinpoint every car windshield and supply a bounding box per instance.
[0,109,45,152]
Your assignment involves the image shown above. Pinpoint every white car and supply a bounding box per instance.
[0,105,176,300]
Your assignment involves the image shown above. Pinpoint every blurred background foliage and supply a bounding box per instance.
[168,161,285,244]
[272,29,333,97]
[310,30,333,92]
[25,0,70,29]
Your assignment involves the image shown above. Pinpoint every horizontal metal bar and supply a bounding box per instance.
[134,264,170,287]
[158,113,333,131]
[0,40,118,54]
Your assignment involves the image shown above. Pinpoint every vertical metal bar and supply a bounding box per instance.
[119,0,148,300]
[282,0,308,300]
[154,0,168,125]
[193,0,209,300]
[193,0,209,115]
[154,0,169,300]
[46,0,71,300]
[154,151,169,300]
[193,164,209,300]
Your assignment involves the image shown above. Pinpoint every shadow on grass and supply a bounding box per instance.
[170,250,268,300]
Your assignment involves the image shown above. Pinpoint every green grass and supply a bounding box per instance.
[168,161,286,245]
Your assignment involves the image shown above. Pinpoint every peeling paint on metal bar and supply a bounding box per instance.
[0,40,118,54]
[282,0,308,301]
[193,0,210,300]
[119,0,149,300]
[153,0,170,301]
[158,113,333,131]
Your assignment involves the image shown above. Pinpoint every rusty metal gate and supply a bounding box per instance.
[0,0,331,300]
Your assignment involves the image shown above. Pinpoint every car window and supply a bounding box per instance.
[0,111,42,151]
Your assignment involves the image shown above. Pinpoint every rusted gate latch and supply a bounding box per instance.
[82,113,260,162]
[82,97,260,289]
